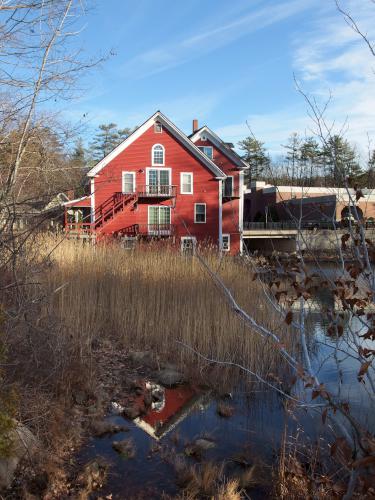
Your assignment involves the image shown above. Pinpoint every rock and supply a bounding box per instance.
[112,438,136,459]
[0,422,39,490]
[91,420,129,437]
[194,438,216,450]
[156,369,185,387]
[216,402,235,418]
[128,351,156,368]
[184,438,215,457]
[111,402,125,415]
[122,405,142,420]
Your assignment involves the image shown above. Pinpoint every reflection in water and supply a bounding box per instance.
[76,264,374,498]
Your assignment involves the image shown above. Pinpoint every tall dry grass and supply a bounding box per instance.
[42,236,295,384]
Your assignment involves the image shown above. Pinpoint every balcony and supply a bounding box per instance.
[222,186,241,200]
[137,185,176,198]
[119,223,175,238]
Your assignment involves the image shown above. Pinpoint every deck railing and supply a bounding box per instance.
[117,224,175,237]
[137,185,176,198]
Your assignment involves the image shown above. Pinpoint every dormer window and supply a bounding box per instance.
[154,122,162,133]
[198,145,213,159]
[152,144,165,166]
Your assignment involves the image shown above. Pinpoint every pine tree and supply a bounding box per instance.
[299,137,322,185]
[89,123,121,160]
[282,133,301,183]
[366,149,375,188]
[237,136,270,185]
[322,135,362,185]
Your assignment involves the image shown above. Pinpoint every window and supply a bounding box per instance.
[223,176,233,197]
[148,206,171,235]
[147,167,171,195]
[180,172,193,194]
[152,144,165,165]
[198,146,213,159]
[194,203,206,223]
[154,122,162,133]
[122,171,136,193]
[181,236,196,255]
[222,234,230,252]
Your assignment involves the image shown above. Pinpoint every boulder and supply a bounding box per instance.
[156,369,185,387]
[128,351,156,369]
[122,404,142,420]
[0,422,39,490]
[91,420,129,437]
[112,438,136,459]
[185,438,215,457]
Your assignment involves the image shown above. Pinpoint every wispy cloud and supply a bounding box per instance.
[217,1,375,160]
[121,0,315,79]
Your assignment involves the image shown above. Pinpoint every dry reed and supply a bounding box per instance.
[44,237,295,385]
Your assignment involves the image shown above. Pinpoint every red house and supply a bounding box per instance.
[65,111,248,254]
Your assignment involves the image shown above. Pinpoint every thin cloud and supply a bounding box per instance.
[122,0,315,79]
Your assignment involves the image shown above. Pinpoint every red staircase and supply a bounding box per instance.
[93,192,138,231]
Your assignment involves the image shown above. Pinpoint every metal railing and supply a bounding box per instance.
[136,185,177,197]
[117,224,175,237]
[243,220,347,230]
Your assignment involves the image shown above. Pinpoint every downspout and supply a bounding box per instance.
[239,171,244,254]
[91,178,95,223]
[219,179,223,254]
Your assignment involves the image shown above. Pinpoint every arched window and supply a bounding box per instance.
[152,144,165,166]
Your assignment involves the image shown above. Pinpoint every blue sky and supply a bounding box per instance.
[65,0,375,159]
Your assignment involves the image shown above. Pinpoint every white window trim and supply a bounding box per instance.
[151,143,165,166]
[194,203,206,223]
[154,122,162,133]
[180,172,193,194]
[198,145,213,159]
[181,236,197,253]
[222,234,230,252]
[122,171,136,193]
[146,167,172,184]
[224,176,234,196]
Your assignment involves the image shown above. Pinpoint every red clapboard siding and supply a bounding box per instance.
[194,138,241,254]
[93,125,220,246]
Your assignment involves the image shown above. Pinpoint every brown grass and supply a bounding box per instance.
[44,237,295,386]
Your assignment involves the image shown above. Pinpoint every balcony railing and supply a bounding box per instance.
[137,185,176,198]
[118,224,175,237]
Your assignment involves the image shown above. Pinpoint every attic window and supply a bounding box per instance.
[154,122,162,133]
[198,146,213,159]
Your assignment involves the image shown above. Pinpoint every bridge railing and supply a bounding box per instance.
[243,220,340,230]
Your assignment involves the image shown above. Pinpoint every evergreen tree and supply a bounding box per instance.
[237,136,270,185]
[89,123,135,161]
[366,149,375,188]
[299,137,322,185]
[282,133,301,183]
[322,135,362,185]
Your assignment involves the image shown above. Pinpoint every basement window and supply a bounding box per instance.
[222,234,230,251]
[181,236,196,255]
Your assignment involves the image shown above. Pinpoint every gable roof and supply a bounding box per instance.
[189,126,249,170]
[87,111,226,179]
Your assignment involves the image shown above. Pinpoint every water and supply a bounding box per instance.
[76,264,374,498]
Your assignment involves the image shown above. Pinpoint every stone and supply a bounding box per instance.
[0,422,39,490]
[156,369,185,387]
[122,405,141,420]
[112,439,136,459]
[216,402,235,418]
[128,351,156,368]
[184,438,215,457]
[91,420,129,437]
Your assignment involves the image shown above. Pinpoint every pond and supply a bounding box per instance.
[76,264,374,498]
